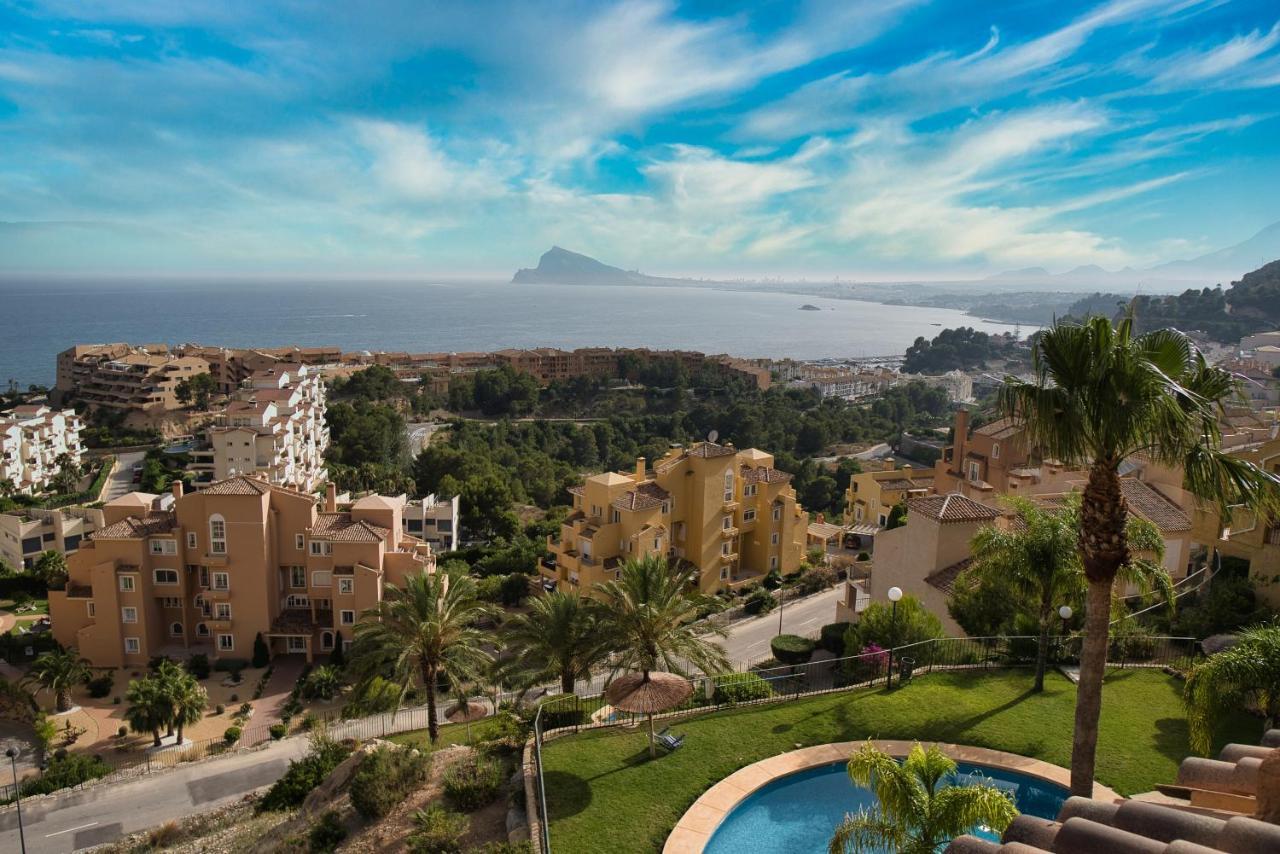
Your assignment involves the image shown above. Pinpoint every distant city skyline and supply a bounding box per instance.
[1,0,1279,278]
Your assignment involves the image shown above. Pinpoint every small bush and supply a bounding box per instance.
[252,632,270,668]
[796,565,837,595]
[770,634,815,665]
[214,703,226,715]
[270,723,288,740]
[113,695,121,705]
[350,746,432,819]
[147,821,183,849]
[237,702,253,716]
[16,752,110,798]
[223,726,242,745]
[408,805,467,854]
[229,693,239,703]
[186,654,211,680]
[712,672,774,705]
[117,725,128,738]
[742,588,776,616]
[442,754,503,811]
[819,622,852,656]
[537,695,584,729]
[471,843,533,854]
[259,734,352,812]
[308,810,347,854]
[856,551,870,561]
[87,673,114,698]
[301,713,319,731]
[302,665,342,700]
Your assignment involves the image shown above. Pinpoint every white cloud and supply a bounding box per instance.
[352,120,515,202]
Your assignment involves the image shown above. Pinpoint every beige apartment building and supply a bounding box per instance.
[0,404,85,495]
[842,461,934,529]
[188,365,328,492]
[49,478,436,668]
[0,506,101,570]
[541,442,808,594]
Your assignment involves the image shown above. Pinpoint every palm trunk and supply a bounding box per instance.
[1071,460,1128,798]
[56,688,71,713]
[1034,617,1050,693]
[177,719,185,743]
[561,671,575,695]
[425,663,439,743]
[152,728,162,747]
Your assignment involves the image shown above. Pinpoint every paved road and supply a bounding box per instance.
[0,737,311,854]
[405,422,447,454]
[100,451,146,503]
[719,586,843,669]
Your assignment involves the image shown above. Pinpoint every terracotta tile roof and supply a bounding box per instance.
[93,512,177,539]
[908,493,1002,524]
[741,465,792,485]
[566,485,585,496]
[926,557,974,594]
[612,490,662,512]
[1119,479,1192,533]
[878,477,930,491]
[686,441,736,458]
[200,475,273,496]
[973,417,1021,440]
[312,512,390,543]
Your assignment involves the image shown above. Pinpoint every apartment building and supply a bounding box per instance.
[0,506,101,569]
[792,369,896,401]
[842,461,934,528]
[0,405,85,495]
[188,365,328,492]
[541,442,808,594]
[49,479,436,668]
[401,493,460,552]
[912,370,975,404]
[69,350,212,413]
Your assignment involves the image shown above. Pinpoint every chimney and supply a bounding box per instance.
[171,479,184,501]
[635,457,646,481]
[325,482,337,513]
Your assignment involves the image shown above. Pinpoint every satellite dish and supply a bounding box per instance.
[707,430,719,444]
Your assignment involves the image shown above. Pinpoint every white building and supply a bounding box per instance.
[188,364,329,492]
[0,405,85,495]
[401,493,461,552]
[912,370,975,404]
[0,506,102,569]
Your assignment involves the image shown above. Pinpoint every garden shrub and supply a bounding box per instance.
[819,622,852,656]
[407,805,467,854]
[308,810,347,854]
[743,588,775,616]
[15,752,110,798]
[213,658,249,673]
[87,673,114,698]
[270,723,288,740]
[770,634,815,665]
[350,746,431,819]
[186,654,211,680]
[472,843,533,854]
[302,665,342,700]
[712,672,773,705]
[442,754,503,811]
[214,703,226,715]
[258,734,352,812]
[796,566,836,595]
[252,632,270,668]
[537,694,584,729]
[223,726,242,744]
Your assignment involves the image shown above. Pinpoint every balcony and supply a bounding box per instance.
[720,551,739,564]
[722,499,739,512]
[720,526,739,540]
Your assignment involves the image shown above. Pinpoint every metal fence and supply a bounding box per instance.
[529,634,1199,854]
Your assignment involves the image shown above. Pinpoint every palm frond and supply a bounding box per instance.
[828,810,908,854]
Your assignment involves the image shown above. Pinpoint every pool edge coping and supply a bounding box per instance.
[662,740,1123,854]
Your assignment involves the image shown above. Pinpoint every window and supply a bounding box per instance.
[722,516,732,529]
[212,571,229,591]
[287,637,307,653]
[187,532,197,549]
[196,623,210,637]
[320,631,334,650]
[342,639,353,653]
[290,566,306,588]
[340,610,355,625]
[286,594,310,608]
[154,569,179,585]
[771,532,779,546]
[770,556,779,570]
[855,506,864,521]
[309,540,332,556]
[338,577,354,594]
[967,461,981,483]
[992,443,1000,459]
[721,542,730,555]
[161,597,182,608]
[723,470,734,502]
[878,514,888,526]
[217,634,234,651]
[119,574,136,592]
[199,566,210,588]
[215,602,231,620]
[590,504,600,517]
[295,533,305,550]
[170,622,183,637]
[654,537,661,550]
[772,505,782,521]
[124,637,140,654]
[720,566,729,580]
[149,539,177,555]
[744,484,757,498]
[311,570,331,588]
[743,509,757,523]
[121,606,137,623]
[610,509,620,523]
[209,516,226,554]
[87,602,95,618]
[661,501,670,514]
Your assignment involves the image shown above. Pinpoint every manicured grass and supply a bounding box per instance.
[388,716,505,752]
[541,669,1262,854]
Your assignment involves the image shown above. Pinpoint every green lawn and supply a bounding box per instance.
[541,669,1262,854]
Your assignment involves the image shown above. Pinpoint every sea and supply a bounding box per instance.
[0,278,1024,388]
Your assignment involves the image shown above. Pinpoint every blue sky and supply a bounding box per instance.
[1,0,1278,278]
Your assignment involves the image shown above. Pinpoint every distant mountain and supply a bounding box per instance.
[512,246,686,286]
[1151,220,1280,280]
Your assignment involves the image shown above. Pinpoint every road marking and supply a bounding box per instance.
[46,821,98,837]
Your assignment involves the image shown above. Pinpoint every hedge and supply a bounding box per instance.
[820,622,853,656]
[712,672,774,705]
[37,456,116,509]
[770,634,816,665]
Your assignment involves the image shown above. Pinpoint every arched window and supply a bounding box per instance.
[170,622,183,637]
[209,514,227,555]
[196,622,210,637]
[320,631,334,650]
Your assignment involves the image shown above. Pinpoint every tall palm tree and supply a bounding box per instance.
[125,676,171,746]
[999,316,1280,795]
[829,742,1018,854]
[23,647,91,712]
[153,659,188,737]
[159,661,206,743]
[595,555,730,684]
[963,496,1174,692]
[348,568,495,743]
[1184,623,1280,755]
[499,590,609,694]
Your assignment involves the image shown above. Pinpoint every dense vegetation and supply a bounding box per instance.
[1121,260,1280,343]
[902,327,1016,374]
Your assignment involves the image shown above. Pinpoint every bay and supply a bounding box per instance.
[0,278,1022,387]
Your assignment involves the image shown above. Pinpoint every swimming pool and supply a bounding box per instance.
[704,759,1067,853]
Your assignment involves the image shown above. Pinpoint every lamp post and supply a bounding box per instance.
[6,746,25,854]
[887,586,903,689]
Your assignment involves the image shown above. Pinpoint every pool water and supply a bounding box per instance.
[704,760,1067,853]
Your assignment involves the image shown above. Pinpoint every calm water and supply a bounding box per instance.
[0,278,1020,387]
[704,760,1067,853]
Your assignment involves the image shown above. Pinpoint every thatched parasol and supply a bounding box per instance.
[605,671,693,757]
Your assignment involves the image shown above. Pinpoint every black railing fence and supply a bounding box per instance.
[529,634,1199,853]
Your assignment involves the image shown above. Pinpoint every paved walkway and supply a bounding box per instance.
[243,657,305,746]
[100,451,145,503]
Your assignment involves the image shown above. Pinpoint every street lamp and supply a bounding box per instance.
[887,586,903,689]
[6,746,25,854]
[1057,605,1074,667]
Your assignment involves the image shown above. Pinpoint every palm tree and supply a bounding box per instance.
[499,590,609,694]
[1000,317,1280,795]
[1184,623,1280,756]
[829,742,1018,854]
[169,672,208,743]
[125,676,171,746]
[348,567,495,743]
[963,496,1173,692]
[24,647,91,712]
[595,555,730,684]
[0,478,15,499]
